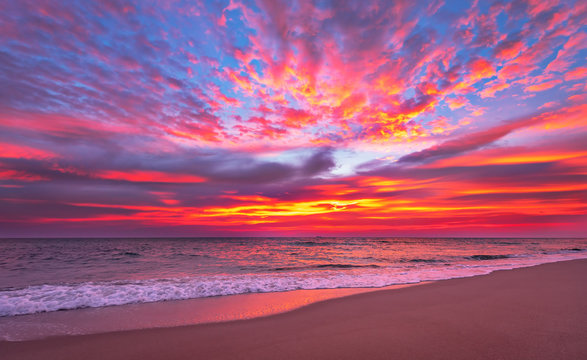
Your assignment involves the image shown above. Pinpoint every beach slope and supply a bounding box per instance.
[2,259,586,360]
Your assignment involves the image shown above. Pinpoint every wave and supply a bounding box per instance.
[293,241,334,246]
[272,264,380,271]
[0,273,398,316]
[401,254,515,263]
[2,252,586,317]
[468,254,510,260]
[401,258,446,263]
[120,252,141,257]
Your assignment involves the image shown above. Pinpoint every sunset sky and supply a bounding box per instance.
[0,0,585,237]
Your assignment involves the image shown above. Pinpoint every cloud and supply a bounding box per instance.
[301,148,336,176]
[493,37,523,60]
[0,0,585,236]
[398,112,546,163]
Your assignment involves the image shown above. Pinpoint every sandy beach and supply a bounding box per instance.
[2,259,586,360]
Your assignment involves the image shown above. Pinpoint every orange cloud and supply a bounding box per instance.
[525,79,562,92]
[98,170,206,183]
[564,67,587,82]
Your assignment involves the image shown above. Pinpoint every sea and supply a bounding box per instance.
[1,237,586,320]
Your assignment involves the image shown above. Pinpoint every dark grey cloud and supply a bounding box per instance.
[301,148,336,176]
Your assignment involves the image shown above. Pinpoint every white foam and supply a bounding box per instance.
[1,251,586,317]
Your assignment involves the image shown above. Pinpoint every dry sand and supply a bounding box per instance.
[2,259,586,360]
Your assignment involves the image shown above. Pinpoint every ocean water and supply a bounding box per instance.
[1,237,586,317]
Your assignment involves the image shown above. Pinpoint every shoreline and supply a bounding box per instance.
[1,255,587,342]
[2,255,586,341]
[2,237,585,321]
[2,258,586,359]
[0,284,422,342]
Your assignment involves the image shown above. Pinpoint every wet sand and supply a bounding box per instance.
[0,285,399,341]
[2,259,586,360]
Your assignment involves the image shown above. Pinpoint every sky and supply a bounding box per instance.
[0,0,586,237]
